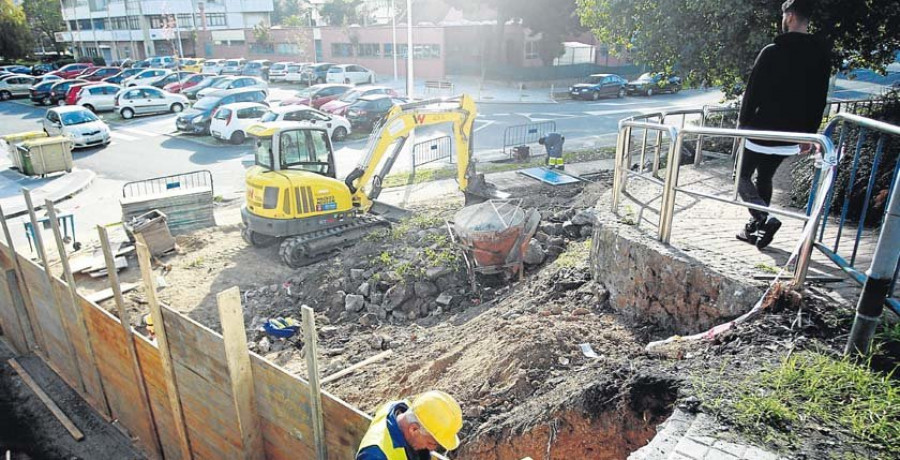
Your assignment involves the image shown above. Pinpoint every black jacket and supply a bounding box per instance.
[739,32,831,146]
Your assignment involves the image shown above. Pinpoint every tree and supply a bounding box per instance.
[0,0,32,59]
[518,0,585,65]
[576,0,900,97]
[320,0,365,26]
[22,0,65,54]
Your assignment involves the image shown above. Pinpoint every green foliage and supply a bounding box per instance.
[576,0,900,98]
[272,0,306,26]
[320,0,365,26]
[0,0,32,59]
[252,22,272,44]
[22,0,63,54]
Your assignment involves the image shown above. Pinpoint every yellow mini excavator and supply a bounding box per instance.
[242,94,501,267]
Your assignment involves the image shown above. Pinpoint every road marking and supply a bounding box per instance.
[474,120,495,133]
[119,127,160,137]
[110,132,139,141]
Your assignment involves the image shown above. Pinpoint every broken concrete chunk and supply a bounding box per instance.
[523,239,546,266]
[414,281,439,298]
[359,313,377,327]
[350,268,365,280]
[344,294,365,312]
[425,266,452,280]
[258,336,271,354]
[571,208,598,226]
[436,293,453,306]
[562,221,581,238]
[358,282,371,297]
[385,283,412,310]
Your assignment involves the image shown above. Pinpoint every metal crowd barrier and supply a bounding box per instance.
[122,170,214,198]
[501,121,557,155]
[412,135,453,173]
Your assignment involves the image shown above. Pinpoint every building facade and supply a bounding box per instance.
[55,0,273,62]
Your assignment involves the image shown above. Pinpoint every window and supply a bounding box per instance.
[276,43,300,55]
[250,43,275,54]
[93,18,107,30]
[123,89,140,99]
[206,13,226,27]
[280,130,310,165]
[280,130,331,175]
[525,41,539,60]
[176,14,194,27]
[256,136,273,168]
[78,19,92,30]
[357,43,380,58]
[331,43,354,57]
[128,16,140,29]
[214,108,231,120]
[413,44,440,59]
[383,43,393,58]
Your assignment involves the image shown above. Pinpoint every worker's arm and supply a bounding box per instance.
[738,44,775,129]
[356,446,389,460]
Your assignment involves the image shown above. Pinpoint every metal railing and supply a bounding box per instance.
[122,170,214,198]
[412,135,453,173]
[502,121,557,156]
[806,113,900,314]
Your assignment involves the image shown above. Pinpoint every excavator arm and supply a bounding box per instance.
[343,94,500,210]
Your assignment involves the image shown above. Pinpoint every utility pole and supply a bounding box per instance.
[391,0,397,82]
[845,180,900,356]
[405,0,413,98]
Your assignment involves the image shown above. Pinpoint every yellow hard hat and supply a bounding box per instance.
[410,390,462,451]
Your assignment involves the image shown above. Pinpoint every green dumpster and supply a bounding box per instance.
[17,136,73,177]
[1,131,48,171]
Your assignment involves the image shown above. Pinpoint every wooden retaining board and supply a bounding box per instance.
[134,333,188,460]
[0,268,28,353]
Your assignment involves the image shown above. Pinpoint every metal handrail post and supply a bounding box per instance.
[612,125,629,210]
[659,130,683,243]
[695,108,707,165]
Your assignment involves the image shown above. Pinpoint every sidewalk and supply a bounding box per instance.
[0,154,96,219]
[379,76,558,104]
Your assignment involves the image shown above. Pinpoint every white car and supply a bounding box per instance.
[196,76,268,99]
[42,106,110,148]
[220,58,246,75]
[116,86,188,119]
[0,74,36,100]
[259,105,351,141]
[201,59,225,75]
[284,63,311,83]
[76,83,121,112]
[268,62,293,82]
[123,69,171,87]
[209,102,268,144]
[325,64,375,85]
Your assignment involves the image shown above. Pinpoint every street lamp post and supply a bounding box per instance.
[391,0,397,82]
[405,0,413,98]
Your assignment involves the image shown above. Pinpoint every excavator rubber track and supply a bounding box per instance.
[278,214,391,268]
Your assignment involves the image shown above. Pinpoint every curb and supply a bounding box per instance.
[0,168,96,219]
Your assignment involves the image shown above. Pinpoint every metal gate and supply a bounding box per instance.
[502,121,557,156]
[412,136,453,173]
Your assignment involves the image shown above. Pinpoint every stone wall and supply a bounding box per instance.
[590,221,762,336]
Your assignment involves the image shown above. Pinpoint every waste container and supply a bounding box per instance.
[126,209,177,256]
[1,131,48,170]
[16,136,73,177]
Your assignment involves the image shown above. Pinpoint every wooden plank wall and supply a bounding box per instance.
[0,239,372,460]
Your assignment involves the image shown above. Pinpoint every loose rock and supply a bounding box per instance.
[571,209,598,226]
[350,268,365,280]
[414,281,439,298]
[344,294,365,312]
[358,282,371,297]
[436,293,453,306]
[523,239,546,266]
[425,266,451,280]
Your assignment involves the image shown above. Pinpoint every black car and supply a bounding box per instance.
[31,62,59,76]
[625,72,682,96]
[176,88,268,134]
[345,94,405,132]
[47,79,84,106]
[182,75,228,99]
[103,68,142,85]
[569,73,627,100]
[29,80,57,105]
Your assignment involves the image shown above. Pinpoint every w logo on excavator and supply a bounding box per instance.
[415,114,427,125]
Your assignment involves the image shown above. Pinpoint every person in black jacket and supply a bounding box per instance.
[737,0,831,248]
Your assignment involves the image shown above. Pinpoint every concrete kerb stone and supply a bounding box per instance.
[0,168,96,218]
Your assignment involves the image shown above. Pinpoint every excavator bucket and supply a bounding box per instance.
[464,173,509,205]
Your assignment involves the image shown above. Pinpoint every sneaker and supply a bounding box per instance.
[736,219,761,244]
[756,217,782,249]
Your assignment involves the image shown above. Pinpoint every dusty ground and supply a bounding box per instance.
[62,168,898,459]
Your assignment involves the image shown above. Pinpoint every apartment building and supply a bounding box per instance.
[55,0,273,62]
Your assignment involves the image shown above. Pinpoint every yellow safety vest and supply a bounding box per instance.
[358,400,412,460]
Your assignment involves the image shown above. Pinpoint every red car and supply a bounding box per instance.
[65,81,98,106]
[319,86,398,116]
[164,73,213,93]
[50,63,95,79]
[80,67,121,81]
[279,83,353,109]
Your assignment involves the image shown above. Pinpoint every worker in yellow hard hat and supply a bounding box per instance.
[356,390,463,460]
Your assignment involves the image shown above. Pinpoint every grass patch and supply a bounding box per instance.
[381,146,616,189]
[698,351,899,456]
[754,263,780,274]
[553,239,592,268]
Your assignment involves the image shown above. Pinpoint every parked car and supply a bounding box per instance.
[345,94,406,132]
[267,62,293,82]
[151,71,197,89]
[65,81,98,105]
[148,56,177,69]
[75,83,121,112]
[201,59,225,75]
[51,63,94,79]
[260,105,351,141]
[325,64,375,85]
[34,74,62,85]
[0,74,37,100]
[299,63,336,85]
[625,72,681,96]
[319,86,398,116]
[164,73,213,93]
[176,88,268,134]
[80,67,121,82]
[209,102,269,144]
[180,58,205,73]
[569,73,627,100]
[132,59,151,69]
[112,58,134,68]
[48,79,85,106]
[242,60,271,79]
[42,105,110,148]
[279,83,353,109]
[284,62,311,83]
[1,65,32,75]
[31,62,59,76]
[115,86,188,119]
[30,80,57,105]
[182,75,229,99]
[196,76,267,99]
[220,59,247,75]
[123,69,171,87]
[103,68,143,85]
